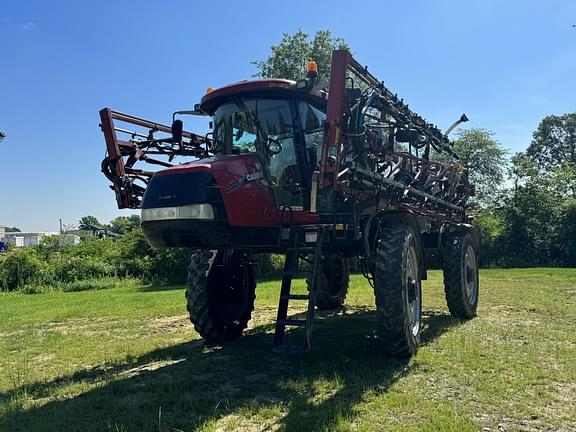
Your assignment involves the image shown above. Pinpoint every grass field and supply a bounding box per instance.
[0,268,575,431]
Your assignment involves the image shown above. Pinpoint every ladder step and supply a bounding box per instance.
[273,344,304,354]
[279,319,307,327]
[273,225,326,353]
[281,294,309,301]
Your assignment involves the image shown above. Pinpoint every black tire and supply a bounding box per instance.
[307,254,350,310]
[443,232,479,319]
[374,225,422,358]
[185,249,256,342]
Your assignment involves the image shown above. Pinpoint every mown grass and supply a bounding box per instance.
[0,269,575,431]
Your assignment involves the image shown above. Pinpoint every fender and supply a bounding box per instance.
[444,223,480,251]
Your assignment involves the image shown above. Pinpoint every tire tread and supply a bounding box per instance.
[374,225,420,358]
[185,250,255,342]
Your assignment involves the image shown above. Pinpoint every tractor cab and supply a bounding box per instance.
[199,79,327,213]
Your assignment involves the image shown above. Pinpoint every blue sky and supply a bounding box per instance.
[1,0,575,231]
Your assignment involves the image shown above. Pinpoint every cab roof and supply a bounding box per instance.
[199,79,324,114]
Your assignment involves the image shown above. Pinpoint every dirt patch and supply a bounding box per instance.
[548,381,576,427]
[476,415,545,432]
[31,353,55,364]
[33,318,126,337]
[216,411,287,432]
[30,315,194,339]
[145,315,190,335]
[474,381,576,431]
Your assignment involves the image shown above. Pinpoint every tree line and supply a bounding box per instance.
[453,116,576,267]
[0,215,284,292]
[0,227,190,292]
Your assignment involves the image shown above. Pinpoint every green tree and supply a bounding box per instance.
[108,215,141,235]
[557,203,576,266]
[253,29,349,82]
[496,156,576,267]
[4,227,21,233]
[509,152,539,191]
[526,113,576,171]
[473,209,505,267]
[551,161,576,198]
[497,179,559,266]
[440,128,508,207]
[549,162,576,266]
[79,215,101,230]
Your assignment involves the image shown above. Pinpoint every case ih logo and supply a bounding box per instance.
[225,170,264,193]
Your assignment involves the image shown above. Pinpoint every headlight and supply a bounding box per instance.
[141,204,215,221]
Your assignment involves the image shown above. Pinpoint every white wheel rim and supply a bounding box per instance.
[406,245,421,336]
[464,245,478,305]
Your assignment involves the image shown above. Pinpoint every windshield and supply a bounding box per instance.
[211,97,327,211]
[213,97,303,207]
[212,98,294,156]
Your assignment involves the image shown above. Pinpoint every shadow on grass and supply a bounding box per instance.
[0,309,459,432]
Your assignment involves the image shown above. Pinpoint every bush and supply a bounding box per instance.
[52,256,115,283]
[61,277,138,292]
[254,254,285,278]
[0,228,352,293]
[149,248,190,285]
[0,248,49,291]
[114,230,154,278]
[16,277,140,294]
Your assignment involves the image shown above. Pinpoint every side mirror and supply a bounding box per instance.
[171,119,183,143]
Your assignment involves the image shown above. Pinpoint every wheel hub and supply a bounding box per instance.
[212,263,251,324]
[406,246,421,336]
[464,245,478,305]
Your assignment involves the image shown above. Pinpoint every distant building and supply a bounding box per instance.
[2,231,58,248]
[1,231,80,248]
[0,226,5,252]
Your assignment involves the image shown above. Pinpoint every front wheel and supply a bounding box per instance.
[307,254,350,310]
[185,250,256,342]
[443,232,479,319]
[373,225,422,358]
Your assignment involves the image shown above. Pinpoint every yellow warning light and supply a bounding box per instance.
[206,87,215,94]
[307,60,318,74]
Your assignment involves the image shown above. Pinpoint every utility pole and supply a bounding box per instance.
[59,219,63,234]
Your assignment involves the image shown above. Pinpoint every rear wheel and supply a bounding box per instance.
[307,254,350,310]
[373,225,422,357]
[443,233,479,319]
[185,249,256,342]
